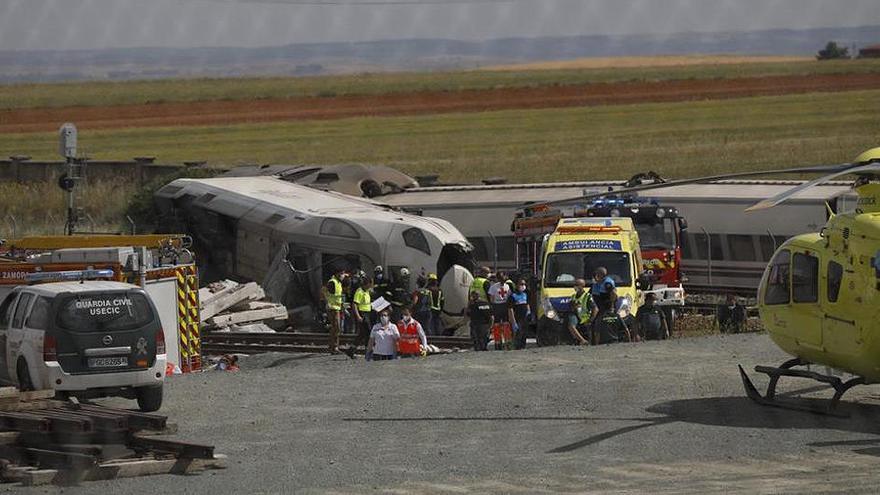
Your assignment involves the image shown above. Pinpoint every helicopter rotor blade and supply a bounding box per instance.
[535,163,853,207]
[745,162,880,211]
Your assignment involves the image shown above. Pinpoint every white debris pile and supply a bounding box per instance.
[199,280,288,332]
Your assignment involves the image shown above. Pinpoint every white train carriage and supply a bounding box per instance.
[153,177,476,327]
[378,180,856,292]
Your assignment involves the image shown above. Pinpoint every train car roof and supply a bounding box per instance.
[377,180,855,208]
[156,177,464,241]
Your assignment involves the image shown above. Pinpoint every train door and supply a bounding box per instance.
[788,250,823,348]
[821,257,859,357]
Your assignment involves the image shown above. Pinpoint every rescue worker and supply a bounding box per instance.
[426,274,444,336]
[564,298,590,346]
[372,265,391,303]
[508,279,530,350]
[397,306,428,357]
[591,298,631,345]
[389,267,412,321]
[345,277,374,358]
[324,267,345,354]
[470,266,492,302]
[634,293,669,340]
[488,271,514,323]
[572,278,595,328]
[341,271,355,335]
[591,267,617,312]
[466,291,493,351]
[717,293,746,334]
[367,309,399,361]
[411,274,433,333]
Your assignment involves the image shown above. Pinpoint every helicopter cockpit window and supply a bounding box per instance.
[792,252,818,303]
[764,249,790,305]
[827,261,843,303]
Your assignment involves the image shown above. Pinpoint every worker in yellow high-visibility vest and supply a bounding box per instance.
[345,277,374,358]
[324,267,345,354]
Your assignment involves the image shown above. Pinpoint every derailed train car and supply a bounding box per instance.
[153,177,476,328]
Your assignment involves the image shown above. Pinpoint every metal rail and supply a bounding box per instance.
[202,331,471,355]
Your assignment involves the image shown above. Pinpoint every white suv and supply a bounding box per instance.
[0,281,166,411]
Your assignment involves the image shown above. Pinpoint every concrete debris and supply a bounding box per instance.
[200,280,287,331]
[200,280,266,322]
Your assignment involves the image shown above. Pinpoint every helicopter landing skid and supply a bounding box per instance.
[738,358,866,417]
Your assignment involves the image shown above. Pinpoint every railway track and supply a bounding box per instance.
[202,299,758,356]
[201,331,471,356]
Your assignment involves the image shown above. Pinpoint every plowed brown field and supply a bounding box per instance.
[3,72,880,133]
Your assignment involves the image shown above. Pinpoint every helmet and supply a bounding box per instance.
[374,265,384,273]
[400,267,410,278]
[428,273,438,281]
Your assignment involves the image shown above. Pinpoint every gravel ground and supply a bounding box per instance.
[17,333,880,494]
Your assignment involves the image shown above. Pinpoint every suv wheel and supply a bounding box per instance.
[16,359,34,392]
[136,384,163,412]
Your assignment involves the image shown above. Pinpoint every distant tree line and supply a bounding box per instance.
[817,41,850,60]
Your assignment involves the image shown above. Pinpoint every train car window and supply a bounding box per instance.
[728,235,758,262]
[25,297,52,330]
[710,234,725,261]
[827,261,844,303]
[680,233,695,259]
[402,228,431,255]
[495,236,515,262]
[11,293,33,329]
[467,237,490,262]
[319,219,360,239]
[764,249,791,305]
[792,253,819,303]
[692,233,709,260]
[758,236,776,261]
[0,293,17,329]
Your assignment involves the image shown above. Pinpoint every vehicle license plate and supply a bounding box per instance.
[88,357,128,368]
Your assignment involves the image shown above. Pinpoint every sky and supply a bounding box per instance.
[0,0,878,51]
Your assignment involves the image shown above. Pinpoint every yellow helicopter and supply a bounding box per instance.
[569,147,880,414]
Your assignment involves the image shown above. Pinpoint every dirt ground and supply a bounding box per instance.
[3,73,880,134]
[40,333,880,494]
[481,55,811,71]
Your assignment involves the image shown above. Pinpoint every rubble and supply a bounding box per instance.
[199,280,287,332]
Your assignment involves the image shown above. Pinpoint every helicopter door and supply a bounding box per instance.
[821,259,859,357]
[789,251,822,348]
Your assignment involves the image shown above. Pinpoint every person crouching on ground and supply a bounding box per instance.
[564,298,590,346]
[397,306,428,357]
[591,297,631,345]
[367,309,399,361]
[466,291,493,351]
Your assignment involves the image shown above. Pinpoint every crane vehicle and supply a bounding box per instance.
[565,147,880,413]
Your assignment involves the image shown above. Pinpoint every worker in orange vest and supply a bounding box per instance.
[397,306,428,357]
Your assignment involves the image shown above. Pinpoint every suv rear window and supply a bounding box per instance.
[56,292,154,332]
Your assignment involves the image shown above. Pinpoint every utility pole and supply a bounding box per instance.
[58,123,79,235]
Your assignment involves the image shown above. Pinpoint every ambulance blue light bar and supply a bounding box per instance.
[26,269,116,283]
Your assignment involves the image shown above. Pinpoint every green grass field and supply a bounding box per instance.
[2,89,878,183]
[3,88,878,236]
[3,59,880,110]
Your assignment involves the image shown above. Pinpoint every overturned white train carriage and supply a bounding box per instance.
[153,177,476,328]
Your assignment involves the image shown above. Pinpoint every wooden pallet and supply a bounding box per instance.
[2,454,227,486]
[0,389,225,486]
